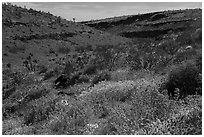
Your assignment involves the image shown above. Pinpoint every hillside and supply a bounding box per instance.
[2,3,202,135]
[2,3,131,70]
[82,9,201,39]
[82,8,202,72]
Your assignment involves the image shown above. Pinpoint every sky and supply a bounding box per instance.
[11,2,202,22]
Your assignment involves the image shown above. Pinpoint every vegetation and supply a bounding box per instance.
[2,3,202,135]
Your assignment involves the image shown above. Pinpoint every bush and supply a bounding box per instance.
[78,75,90,83]
[63,61,75,75]
[173,49,197,63]
[195,51,202,72]
[81,79,171,135]
[158,39,178,55]
[49,100,89,135]
[84,80,136,103]
[164,60,201,100]
[43,70,55,80]
[83,64,97,75]
[21,88,50,104]
[90,70,111,87]
[110,69,133,81]
[58,47,70,54]
[191,28,202,44]
[23,95,56,126]
[8,45,25,54]
[3,86,16,100]
[37,65,47,74]
[140,96,202,135]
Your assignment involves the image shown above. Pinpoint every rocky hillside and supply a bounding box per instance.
[82,9,201,39]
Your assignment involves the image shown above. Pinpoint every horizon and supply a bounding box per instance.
[11,2,202,22]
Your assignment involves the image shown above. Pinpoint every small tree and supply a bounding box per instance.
[73,17,76,23]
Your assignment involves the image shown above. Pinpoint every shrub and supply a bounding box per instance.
[63,61,75,75]
[3,86,16,100]
[2,118,23,134]
[23,95,56,126]
[90,70,111,87]
[83,64,97,75]
[164,60,201,100]
[58,47,70,54]
[81,79,172,135]
[3,125,36,135]
[78,74,90,83]
[8,45,25,54]
[110,69,133,81]
[37,65,48,74]
[158,39,178,55]
[131,87,171,122]
[49,100,89,135]
[195,51,202,72]
[191,28,202,44]
[83,80,136,104]
[43,70,55,80]
[173,49,197,63]
[21,88,50,104]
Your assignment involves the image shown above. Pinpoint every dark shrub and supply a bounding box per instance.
[90,71,111,87]
[68,72,82,86]
[63,61,75,75]
[195,51,202,73]
[3,86,16,100]
[173,49,197,63]
[43,70,55,80]
[164,60,201,100]
[192,28,202,44]
[158,39,178,55]
[23,104,54,126]
[78,75,90,83]
[23,95,56,126]
[54,74,70,89]
[37,65,48,74]
[2,102,20,118]
[21,88,49,104]
[83,64,97,75]
[8,45,25,54]
[58,47,70,54]
[6,63,11,68]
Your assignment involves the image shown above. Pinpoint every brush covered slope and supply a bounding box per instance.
[2,3,131,70]
[82,9,201,38]
[2,3,202,135]
[83,8,202,71]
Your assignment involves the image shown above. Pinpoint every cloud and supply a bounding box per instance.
[11,2,202,21]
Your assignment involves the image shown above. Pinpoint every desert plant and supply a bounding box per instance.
[63,61,75,75]
[163,60,201,100]
[23,95,57,126]
[83,64,97,75]
[3,86,16,100]
[37,65,48,74]
[43,70,55,80]
[90,70,111,87]
[58,47,70,54]
[78,74,90,83]
[191,28,202,44]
